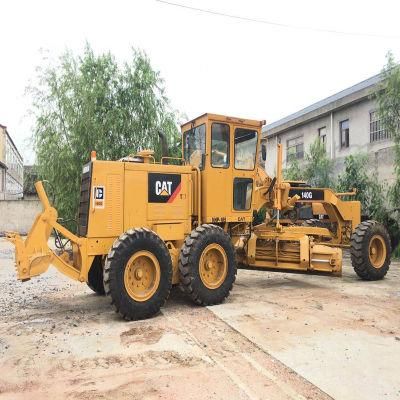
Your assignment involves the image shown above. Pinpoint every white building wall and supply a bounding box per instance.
[3,132,23,199]
[264,97,395,184]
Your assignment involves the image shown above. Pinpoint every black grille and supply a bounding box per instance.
[77,163,92,236]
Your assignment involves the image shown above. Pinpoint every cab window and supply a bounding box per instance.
[183,124,206,170]
[211,123,230,168]
[234,128,257,170]
[233,178,253,210]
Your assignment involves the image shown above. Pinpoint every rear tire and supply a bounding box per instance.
[104,228,172,320]
[179,224,236,306]
[87,256,105,295]
[350,220,391,280]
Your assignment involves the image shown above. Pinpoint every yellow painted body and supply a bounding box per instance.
[7,113,362,285]
[181,113,263,224]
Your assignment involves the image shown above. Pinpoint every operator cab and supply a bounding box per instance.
[181,113,264,224]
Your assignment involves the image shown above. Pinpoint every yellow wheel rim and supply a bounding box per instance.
[199,243,228,289]
[124,250,161,302]
[368,235,386,269]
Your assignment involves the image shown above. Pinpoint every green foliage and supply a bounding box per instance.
[375,52,400,202]
[374,52,400,253]
[283,157,302,181]
[336,153,380,214]
[30,44,180,227]
[304,139,334,188]
[393,243,400,258]
[253,207,267,225]
[23,165,38,196]
[283,139,333,187]
[337,151,400,253]
[375,52,400,141]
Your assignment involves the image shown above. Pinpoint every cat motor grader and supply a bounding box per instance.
[7,113,391,320]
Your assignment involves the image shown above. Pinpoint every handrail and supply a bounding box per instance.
[161,156,186,165]
[192,166,201,226]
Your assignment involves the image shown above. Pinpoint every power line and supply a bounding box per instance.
[156,0,400,39]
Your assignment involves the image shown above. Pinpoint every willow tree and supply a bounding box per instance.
[30,44,180,227]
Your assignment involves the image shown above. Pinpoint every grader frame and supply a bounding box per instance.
[7,113,391,320]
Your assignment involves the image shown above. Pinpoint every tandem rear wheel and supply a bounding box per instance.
[179,224,237,306]
[104,228,172,320]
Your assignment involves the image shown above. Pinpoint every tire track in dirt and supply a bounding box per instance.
[162,306,332,400]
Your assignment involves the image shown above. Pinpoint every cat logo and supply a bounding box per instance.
[148,173,181,203]
[155,181,172,196]
[93,186,105,209]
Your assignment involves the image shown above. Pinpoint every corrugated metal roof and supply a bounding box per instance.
[264,73,382,133]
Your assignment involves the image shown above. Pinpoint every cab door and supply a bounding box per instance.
[231,125,259,223]
[202,120,232,222]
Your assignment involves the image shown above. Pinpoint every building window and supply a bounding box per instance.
[339,119,349,148]
[287,136,304,161]
[318,127,327,150]
[370,111,390,142]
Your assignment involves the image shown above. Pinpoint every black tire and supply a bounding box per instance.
[87,255,106,295]
[350,220,391,280]
[103,228,172,320]
[179,224,237,306]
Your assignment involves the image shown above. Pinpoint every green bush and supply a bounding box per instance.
[337,152,400,253]
[284,139,333,187]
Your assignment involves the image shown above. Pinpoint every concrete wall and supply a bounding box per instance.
[0,200,42,235]
[264,97,395,184]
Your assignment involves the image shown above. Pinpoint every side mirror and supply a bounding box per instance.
[261,144,266,161]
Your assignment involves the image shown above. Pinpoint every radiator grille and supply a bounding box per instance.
[77,163,92,236]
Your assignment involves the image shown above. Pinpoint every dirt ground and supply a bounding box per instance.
[0,237,399,400]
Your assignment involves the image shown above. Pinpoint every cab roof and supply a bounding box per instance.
[181,113,265,131]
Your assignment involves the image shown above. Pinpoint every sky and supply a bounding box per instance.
[1,0,400,164]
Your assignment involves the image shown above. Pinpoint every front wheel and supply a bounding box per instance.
[350,220,391,280]
[104,228,172,320]
[179,224,237,306]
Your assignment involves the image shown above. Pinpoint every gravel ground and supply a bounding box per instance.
[0,238,399,400]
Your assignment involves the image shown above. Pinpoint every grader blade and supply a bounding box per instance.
[6,181,88,283]
[6,232,51,281]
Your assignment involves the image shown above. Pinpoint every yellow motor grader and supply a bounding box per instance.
[7,113,391,320]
